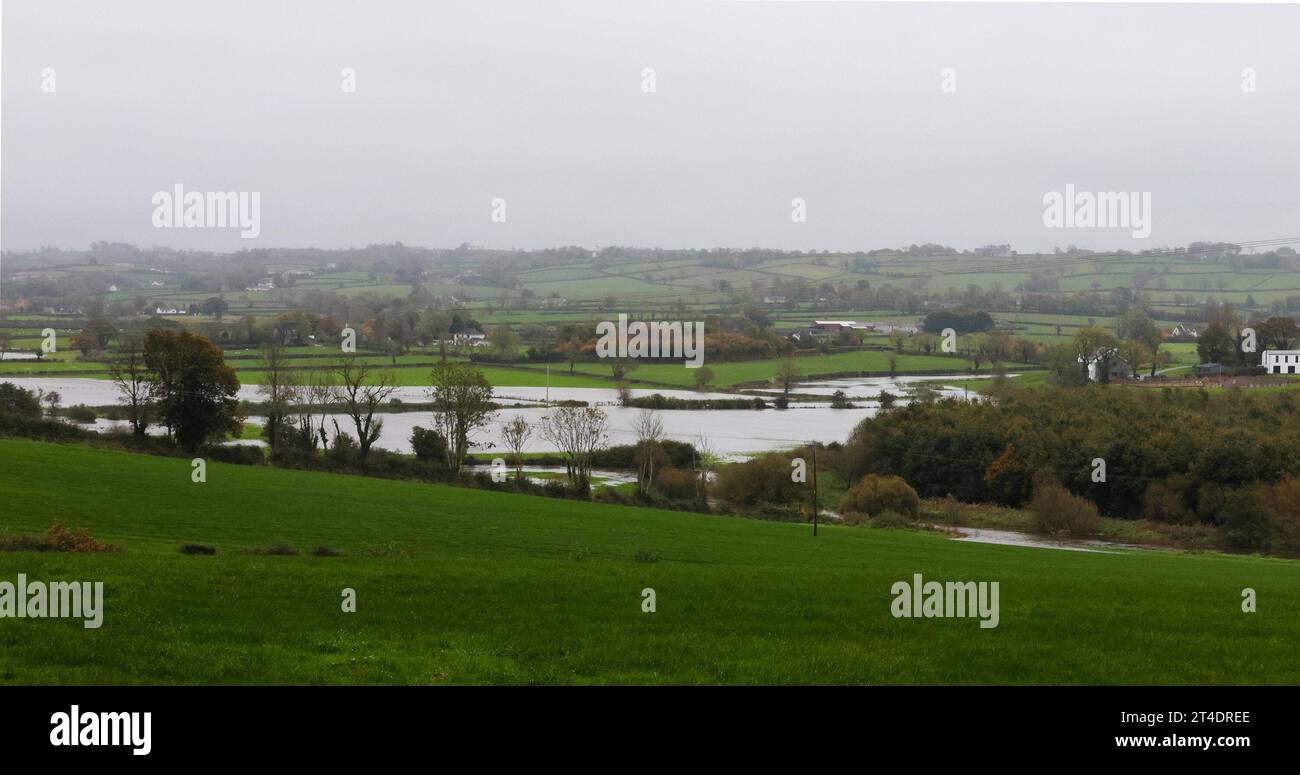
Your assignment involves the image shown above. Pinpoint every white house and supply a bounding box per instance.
[1080,347,1133,382]
[452,328,488,346]
[1262,350,1300,375]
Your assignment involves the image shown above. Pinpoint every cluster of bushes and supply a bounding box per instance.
[839,474,920,525]
[463,439,701,472]
[204,444,266,466]
[923,308,995,335]
[63,404,98,423]
[594,472,707,514]
[244,543,341,557]
[713,453,804,510]
[620,394,767,411]
[0,413,96,442]
[1029,474,1101,537]
[0,523,119,553]
[834,383,1300,545]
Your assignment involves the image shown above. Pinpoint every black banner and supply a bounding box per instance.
[0,686,1285,762]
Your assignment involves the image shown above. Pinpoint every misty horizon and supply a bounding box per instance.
[4,0,1298,254]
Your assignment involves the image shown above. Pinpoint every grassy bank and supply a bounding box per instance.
[0,438,1296,684]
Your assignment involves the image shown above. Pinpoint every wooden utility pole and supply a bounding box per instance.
[811,443,819,537]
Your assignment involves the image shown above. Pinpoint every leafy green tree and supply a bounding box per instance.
[1117,309,1162,375]
[692,366,715,392]
[1197,322,1236,365]
[0,382,43,419]
[143,329,241,451]
[1072,325,1119,378]
[426,361,495,474]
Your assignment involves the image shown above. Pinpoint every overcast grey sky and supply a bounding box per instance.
[3,0,1298,254]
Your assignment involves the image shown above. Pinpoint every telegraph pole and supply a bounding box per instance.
[811,443,819,537]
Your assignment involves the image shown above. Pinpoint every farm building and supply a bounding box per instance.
[1081,347,1133,382]
[452,328,488,346]
[1262,350,1300,375]
[811,320,870,332]
[787,327,826,345]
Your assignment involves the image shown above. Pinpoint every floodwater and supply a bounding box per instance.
[6,375,980,456]
[749,374,1015,401]
[950,526,1155,553]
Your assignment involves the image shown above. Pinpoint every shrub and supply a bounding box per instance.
[0,523,121,553]
[936,495,963,525]
[1141,475,1195,524]
[1195,482,1229,524]
[180,543,216,555]
[840,474,920,519]
[310,545,342,557]
[714,453,802,506]
[871,510,914,530]
[653,466,698,500]
[204,443,265,465]
[0,382,42,419]
[272,424,318,454]
[1220,489,1272,552]
[1029,475,1100,537]
[327,431,358,463]
[0,414,95,442]
[49,522,120,552]
[65,404,98,423]
[410,426,448,463]
[635,549,660,563]
[1254,475,1300,552]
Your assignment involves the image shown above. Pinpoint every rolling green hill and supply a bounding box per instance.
[0,439,1297,684]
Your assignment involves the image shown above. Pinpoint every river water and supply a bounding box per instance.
[6,376,975,456]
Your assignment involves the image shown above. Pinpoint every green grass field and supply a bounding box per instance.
[0,346,1019,391]
[564,350,1012,389]
[1,439,1296,685]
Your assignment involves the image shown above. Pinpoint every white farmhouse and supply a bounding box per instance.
[1080,347,1133,382]
[1262,350,1300,375]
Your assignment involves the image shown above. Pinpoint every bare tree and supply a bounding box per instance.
[427,361,495,474]
[499,414,532,481]
[108,336,150,437]
[775,356,802,397]
[632,409,664,494]
[257,341,295,450]
[291,367,333,450]
[42,390,61,419]
[539,406,608,491]
[693,432,719,502]
[332,356,397,459]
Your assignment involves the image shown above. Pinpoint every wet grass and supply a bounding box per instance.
[0,438,1297,684]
